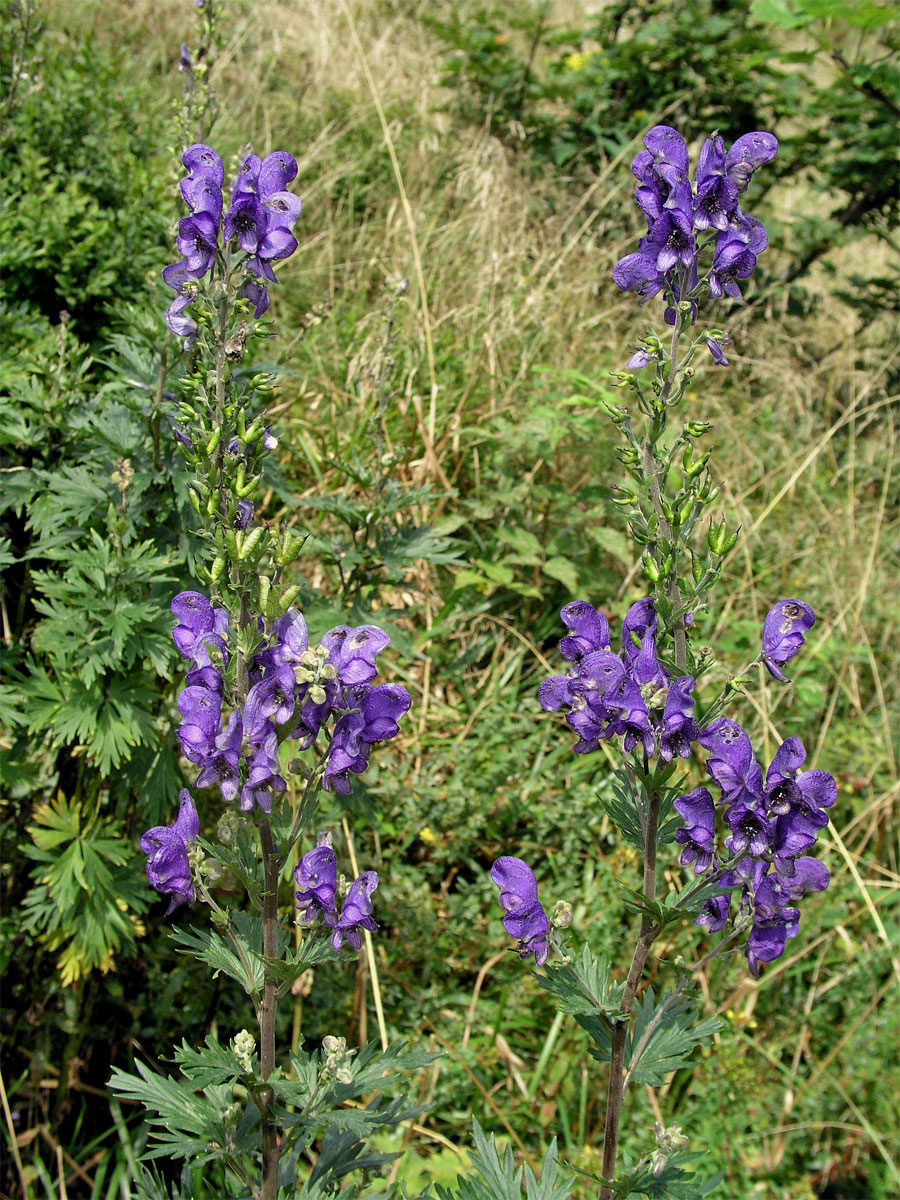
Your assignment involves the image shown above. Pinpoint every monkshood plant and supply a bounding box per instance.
[489,126,834,1198]
[109,141,429,1200]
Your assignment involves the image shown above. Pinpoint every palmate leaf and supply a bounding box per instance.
[435,1121,574,1200]
[172,1035,247,1088]
[624,988,721,1088]
[169,921,264,996]
[21,794,148,983]
[107,1068,239,1164]
[598,769,644,848]
[536,944,624,1020]
[586,1149,724,1199]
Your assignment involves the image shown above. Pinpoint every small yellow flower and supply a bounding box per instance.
[420,826,436,845]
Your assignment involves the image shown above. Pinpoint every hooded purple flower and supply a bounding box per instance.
[182,143,224,188]
[140,790,199,915]
[761,599,815,682]
[699,719,763,807]
[490,857,550,967]
[194,710,242,802]
[323,683,411,794]
[176,212,218,277]
[659,676,699,761]
[239,730,286,813]
[294,841,338,925]
[694,893,731,933]
[725,132,779,193]
[614,125,776,310]
[171,591,229,668]
[558,601,610,662]
[329,871,378,952]
[621,597,657,665]
[673,786,717,874]
[323,624,392,686]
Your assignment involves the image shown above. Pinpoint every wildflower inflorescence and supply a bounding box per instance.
[613,124,777,362]
[163,143,302,344]
[169,591,410,811]
[294,835,379,952]
[522,592,830,976]
[141,589,409,940]
[537,597,699,760]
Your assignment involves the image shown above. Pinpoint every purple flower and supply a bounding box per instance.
[176,212,218,277]
[624,348,654,370]
[558,600,611,662]
[705,337,729,367]
[694,893,730,933]
[761,598,815,682]
[259,151,298,195]
[239,730,286,812]
[294,841,338,925]
[171,591,229,667]
[182,143,224,187]
[603,674,655,755]
[194,710,242,802]
[323,682,411,794]
[224,195,267,253]
[615,126,777,310]
[140,790,199,914]
[329,871,378,952]
[673,786,716,874]
[725,132,779,193]
[786,856,830,899]
[612,252,664,299]
[245,666,297,729]
[699,718,763,807]
[323,624,392,685]
[621,597,657,665]
[490,857,550,967]
[659,675,699,761]
[234,499,254,529]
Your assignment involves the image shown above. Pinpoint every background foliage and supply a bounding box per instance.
[1,0,897,1197]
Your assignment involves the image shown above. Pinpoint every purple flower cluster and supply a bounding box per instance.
[294,836,379,952]
[613,125,777,330]
[539,598,698,760]
[675,721,833,975]
[490,857,550,966]
[168,591,411,813]
[140,790,200,915]
[162,143,301,344]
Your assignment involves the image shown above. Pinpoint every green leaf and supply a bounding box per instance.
[496,527,543,564]
[172,1035,246,1088]
[536,944,624,1021]
[541,556,579,594]
[169,921,264,996]
[625,988,722,1087]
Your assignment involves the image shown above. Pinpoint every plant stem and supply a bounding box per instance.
[598,784,662,1200]
[646,305,688,673]
[258,813,281,1200]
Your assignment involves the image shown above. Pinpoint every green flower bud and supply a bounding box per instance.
[642,554,662,583]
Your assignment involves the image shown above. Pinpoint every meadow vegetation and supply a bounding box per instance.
[1,1,897,1197]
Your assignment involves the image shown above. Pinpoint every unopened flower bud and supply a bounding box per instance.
[335,1068,353,1085]
[322,1035,346,1055]
[551,900,573,928]
[232,1030,255,1073]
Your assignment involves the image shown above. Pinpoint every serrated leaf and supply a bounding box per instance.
[169,923,264,995]
[536,944,624,1022]
[625,988,722,1087]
